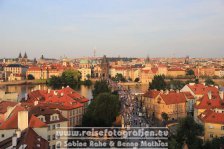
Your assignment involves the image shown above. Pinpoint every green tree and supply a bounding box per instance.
[205,77,215,86]
[47,70,82,87]
[92,80,111,98]
[149,75,166,91]
[186,69,195,76]
[161,112,169,121]
[134,78,140,82]
[114,73,126,82]
[203,137,224,149]
[168,79,185,90]
[61,70,81,85]
[82,93,120,127]
[175,116,204,149]
[86,74,91,80]
[27,74,35,80]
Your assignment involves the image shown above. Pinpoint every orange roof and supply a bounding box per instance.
[0,105,46,129]
[160,92,187,105]
[0,101,17,114]
[29,115,47,128]
[195,94,224,110]
[182,92,194,99]
[143,90,160,98]
[187,84,219,95]
[168,68,184,71]
[198,109,224,124]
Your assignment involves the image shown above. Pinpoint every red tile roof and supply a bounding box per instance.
[29,115,47,128]
[182,92,194,99]
[143,90,160,98]
[195,94,224,110]
[187,84,219,95]
[0,101,17,114]
[198,109,224,124]
[0,105,47,130]
[159,92,187,105]
[26,87,88,110]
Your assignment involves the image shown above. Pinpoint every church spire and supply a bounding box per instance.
[18,52,22,58]
[23,52,27,58]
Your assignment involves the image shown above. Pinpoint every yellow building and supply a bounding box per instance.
[4,64,28,81]
[198,109,224,141]
[78,67,91,81]
[143,90,187,120]
[167,68,185,77]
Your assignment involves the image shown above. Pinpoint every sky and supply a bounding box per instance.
[0,0,224,59]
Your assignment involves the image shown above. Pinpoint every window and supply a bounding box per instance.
[52,125,56,130]
[209,134,214,138]
[209,125,214,129]
[48,125,51,131]
[57,124,60,128]
[52,145,56,149]
[221,126,224,130]
[53,134,56,140]
[1,134,4,138]
[48,135,51,141]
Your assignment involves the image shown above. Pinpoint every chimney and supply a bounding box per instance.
[47,89,51,94]
[54,91,57,95]
[12,134,17,147]
[34,100,39,106]
[176,90,180,93]
[67,85,69,88]
[189,83,195,86]
[219,91,223,100]
[165,90,169,94]
[5,106,14,120]
[15,130,21,138]
[208,91,212,100]
[18,111,28,131]
[61,93,64,96]
[62,86,64,89]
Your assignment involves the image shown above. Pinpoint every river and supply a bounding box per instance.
[0,83,149,102]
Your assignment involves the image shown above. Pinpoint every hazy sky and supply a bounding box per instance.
[0,0,224,59]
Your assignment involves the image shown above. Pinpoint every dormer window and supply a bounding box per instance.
[50,114,59,121]
[38,115,46,122]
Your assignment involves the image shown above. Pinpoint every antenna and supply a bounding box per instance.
[94,48,96,57]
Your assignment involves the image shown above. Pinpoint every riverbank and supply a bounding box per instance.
[0,79,46,86]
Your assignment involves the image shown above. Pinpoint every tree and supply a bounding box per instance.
[114,73,126,82]
[175,116,204,149]
[27,74,35,80]
[47,70,82,87]
[205,77,215,86]
[149,75,166,91]
[134,78,140,82]
[61,70,81,85]
[186,69,195,76]
[92,80,111,98]
[86,74,91,80]
[161,112,169,121]
[167,79,185,90]
[203,137,224,149]
[82,93,120,127]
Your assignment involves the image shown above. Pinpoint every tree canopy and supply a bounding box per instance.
[169,116,204,149]
[82,93,120,127]
[205,77,215,86]
[149,75,166,91]
[186,69,195,76]
[92,80,111,98]
[112,73,126,82]
[27,74,35,80]
[47,70,81,87]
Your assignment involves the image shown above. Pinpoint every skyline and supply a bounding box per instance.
[0,0,224,58]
